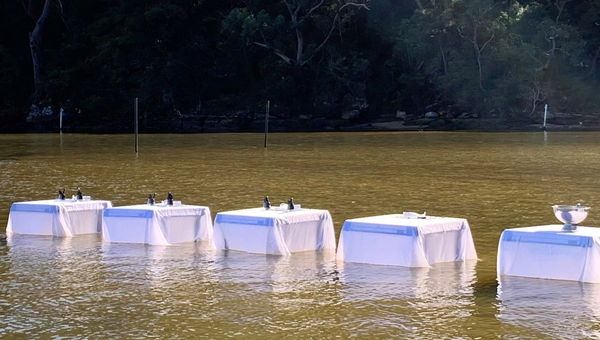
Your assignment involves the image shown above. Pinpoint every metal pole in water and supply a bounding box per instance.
[59,108,63,131]
[134,98,139,153]
[264,100,270,148]
[543,104,548,131]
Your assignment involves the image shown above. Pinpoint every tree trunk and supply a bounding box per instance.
[295,28,304,66]
[543,36,556,70]
[439,42,447,75]
[472,25,484,90]
[28,0,51,98]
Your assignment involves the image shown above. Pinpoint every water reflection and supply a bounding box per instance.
[1,236,221,338]
[497,276,600,338]
[100,241,217,289]
[339,260,477,301]
[213,250,337,293]
[337,260,478,337]
[2,235,104,337]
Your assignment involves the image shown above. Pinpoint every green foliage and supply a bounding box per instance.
[388,0,600,120]
[1,0,600,131]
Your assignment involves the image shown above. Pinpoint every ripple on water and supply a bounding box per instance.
[1,132,600,338]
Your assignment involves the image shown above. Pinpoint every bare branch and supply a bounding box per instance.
[21,0,35,20]
[296,27,303,65]
[528,81,546,115]
[254,1,368,67]
[283,0,295,18]
[554,0,573,23]
[302,1,369,65]
[55,0,69,30]
[479,32,494,53]
[439,42,447,74]
[307,0,325,17]
[253,42,293,64]
[338,1,369,13]
[34,0,51,33]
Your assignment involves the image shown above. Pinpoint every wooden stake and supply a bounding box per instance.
[264,100,270,148]
[134,98,139,153]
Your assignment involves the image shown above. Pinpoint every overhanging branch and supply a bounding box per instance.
[253,42,293,64]
[302,1,369,66]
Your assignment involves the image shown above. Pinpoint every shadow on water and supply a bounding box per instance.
[0,152,36,160]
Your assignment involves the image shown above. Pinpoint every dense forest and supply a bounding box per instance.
[1,0,599,132]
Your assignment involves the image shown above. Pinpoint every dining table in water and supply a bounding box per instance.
[7,198,112,237]
[102,201,213,246]
[336,213,477,267]
[497,224,600,283]
[212,204,336,255]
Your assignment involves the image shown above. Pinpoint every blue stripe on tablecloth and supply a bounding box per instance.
[103,209,154,218]
[215,214,274,227]
[501,230,593,248]
[10,203,58,213]
[341,221,417,236]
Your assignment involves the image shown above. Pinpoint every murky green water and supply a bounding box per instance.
[1,132,600,338]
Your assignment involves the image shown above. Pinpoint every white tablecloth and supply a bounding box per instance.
[102,204,213,246]
[213,207,336,255]
[337,214,477,267]
[6,199,112,236]
[497,224,600,283]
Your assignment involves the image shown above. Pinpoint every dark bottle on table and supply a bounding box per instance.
[76,188,83,200]
[167,192,173,206]
[263,196,271,210]
[147,193,155,205]
[58,189,65,200]
[287,197,294,210]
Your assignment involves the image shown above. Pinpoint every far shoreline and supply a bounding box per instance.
[3,122,599,134]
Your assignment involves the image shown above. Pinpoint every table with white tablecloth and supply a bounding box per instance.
[497,225,600,283]
[213,207,336,255]
[337,214,477,267]
[102,204,213,246]
[7,199,112,236]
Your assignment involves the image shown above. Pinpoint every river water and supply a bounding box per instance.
[1,132,599,338]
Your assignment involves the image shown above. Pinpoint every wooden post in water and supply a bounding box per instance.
[542,104,548,131]
[264,100,270,148]
[134,98,139,153]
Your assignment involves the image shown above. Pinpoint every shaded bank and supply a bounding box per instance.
[11,111,600,133]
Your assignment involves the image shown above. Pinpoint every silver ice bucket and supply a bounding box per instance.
[552,204,590,231]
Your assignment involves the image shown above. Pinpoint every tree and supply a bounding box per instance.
[222,0,369,68]
[454,0,496,90]
[21,0,63,99]
[3,0,600,131]
[220,0,370,117]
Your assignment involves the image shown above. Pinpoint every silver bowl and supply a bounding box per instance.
[552,204,590,231]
